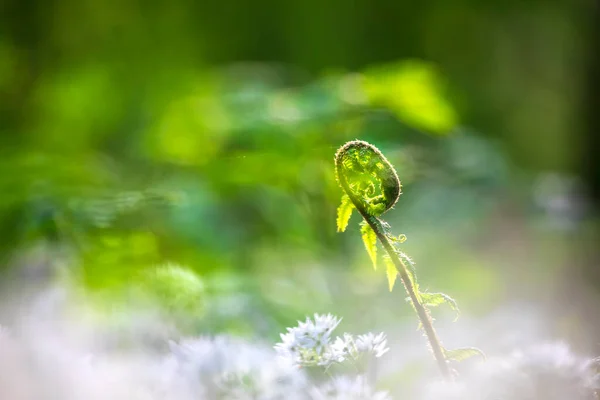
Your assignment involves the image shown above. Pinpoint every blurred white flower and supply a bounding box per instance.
[355,333,389,358]
[0,324,8,338]
[328,333,356,362]
[170,336,308,400]
[310,375,391,400]
[422,342,598,400]
[323,332,389,365]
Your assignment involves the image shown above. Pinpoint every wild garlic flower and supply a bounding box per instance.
[329,333,357,361]
[355,332,389,358]
[275,314,342,367]
[326,332,389,364]
[309,375,391,400]
[275,314,389,369]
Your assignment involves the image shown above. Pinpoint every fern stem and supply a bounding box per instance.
[334,140,451,380]
[365,214,451,380]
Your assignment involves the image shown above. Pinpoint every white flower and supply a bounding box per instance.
[275,314,342,367]
[310,375,391,400]
[327,332,389,363]
[422,342,598,400]
[320,333,354,366]
[328,333,356,361]
[171,336,308,399]
[275,315,391,370]
[355,332,389,358]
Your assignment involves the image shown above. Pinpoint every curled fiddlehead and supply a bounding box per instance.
[334,140,483,380]
[334,140,401,218]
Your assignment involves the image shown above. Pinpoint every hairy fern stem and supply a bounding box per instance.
[334,140,451,380]
[367,216,451,380]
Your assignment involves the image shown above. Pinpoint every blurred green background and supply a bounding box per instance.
[1,0,599,356]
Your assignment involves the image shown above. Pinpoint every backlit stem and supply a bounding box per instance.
[335,140,451,380]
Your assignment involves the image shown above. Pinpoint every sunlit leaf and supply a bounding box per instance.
[336,194,354,232]
[360,221,377,270]
[420,292,460,320]
[445,347,486,362]
[383,254,397,292]
[362,60,457,134]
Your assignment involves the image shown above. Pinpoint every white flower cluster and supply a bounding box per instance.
[168,336,309,400]
[310,376,391,400]
[2,295,394,400]
[168,335,392,400]
[274,314,389,368]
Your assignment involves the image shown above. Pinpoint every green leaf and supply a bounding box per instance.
[336,194,354,232]
[383,254,397,292]
[360,221,377,270]
[420,292,460,321]
[362,61,458,134]
[445,347,486,362]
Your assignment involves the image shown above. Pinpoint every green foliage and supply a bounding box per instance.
[419,292,460,321]
[363,61,458,134]
[0,8,581,389]
[360,221,378,270]
[336,194,354,233]
[383,254,397,292]
[0,37,508,378]
[141,263,206,316]
[444,347,486,362]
